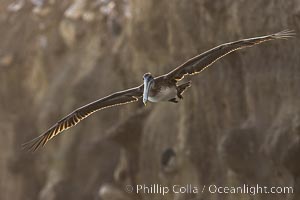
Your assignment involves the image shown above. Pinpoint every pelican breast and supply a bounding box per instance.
[148,86,177,102]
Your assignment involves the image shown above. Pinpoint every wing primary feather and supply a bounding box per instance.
[23,86,142,152]
[166,30,295,81]
[59,123,64,132]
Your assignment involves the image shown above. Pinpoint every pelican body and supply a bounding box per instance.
[23,30,295,151]
[143,73,191,104]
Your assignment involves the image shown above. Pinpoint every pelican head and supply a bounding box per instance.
[143,72,154,105]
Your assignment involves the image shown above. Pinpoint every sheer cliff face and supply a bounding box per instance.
[0,0,300,200]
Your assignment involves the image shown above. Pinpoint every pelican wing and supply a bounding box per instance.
[166,30,295,81]
[23,86,143,151]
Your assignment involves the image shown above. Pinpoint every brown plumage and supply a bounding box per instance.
[23,87,143,151]
[166,30,295,81]
[23,30,295,152]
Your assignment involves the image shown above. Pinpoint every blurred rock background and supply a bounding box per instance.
[0,0,300,200]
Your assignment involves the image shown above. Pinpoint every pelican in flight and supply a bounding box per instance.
[23,30,295,151]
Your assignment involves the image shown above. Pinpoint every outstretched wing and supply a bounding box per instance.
[23,86,143,152]
[166,30,295,81]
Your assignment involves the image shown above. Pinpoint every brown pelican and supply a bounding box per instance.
[23,30,295,151]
